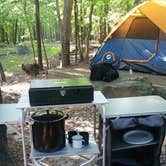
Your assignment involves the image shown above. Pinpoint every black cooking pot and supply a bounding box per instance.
[30,109,68,152]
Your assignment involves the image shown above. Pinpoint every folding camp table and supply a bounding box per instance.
[16,91,108,166]
[100,95,166,166]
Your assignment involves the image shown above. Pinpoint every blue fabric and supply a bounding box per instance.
[92,38,166,75]
[92,39,124,64]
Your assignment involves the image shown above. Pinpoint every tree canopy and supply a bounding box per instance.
[0,0,146,67]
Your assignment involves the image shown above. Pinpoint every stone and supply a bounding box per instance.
[17,44,29,56]
[152,85,166,99]
[92,76,153,98]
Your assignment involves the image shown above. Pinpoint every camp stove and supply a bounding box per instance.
[29,78,94,106]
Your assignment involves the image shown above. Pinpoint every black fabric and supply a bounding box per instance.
[137,115,165,127]
[111,115,165,130]
[89,62,119,82]
[111,117,137,130]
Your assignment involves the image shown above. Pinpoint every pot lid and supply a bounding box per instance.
[72,134,83,140]
[32,109,64,116]
[31,109,65,122]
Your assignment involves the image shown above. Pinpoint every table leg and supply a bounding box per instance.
[20,109,27,166]
[102,105,106,166]
[80,155,97,166]
[31,159,42,166]
[93,104,97,139]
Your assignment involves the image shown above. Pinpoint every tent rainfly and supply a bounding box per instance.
[91,0,166,75]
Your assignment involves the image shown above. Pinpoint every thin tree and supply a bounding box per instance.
[0,62,6,82]
[13,18,18,44]
[0,25,5,42]
[56,0,64,46]
[99,0,109,43]
[85,0,94,62]
[55,0,63,67]
[22,0,36,63]
[62,0,73,66]
[41,28,49,69]
[74,0,79,64]
[78,0,84,62]
[35,0,43,69]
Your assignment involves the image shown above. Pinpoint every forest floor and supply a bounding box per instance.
[1,55,166,165]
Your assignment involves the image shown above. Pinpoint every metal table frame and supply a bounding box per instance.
[101,95,166,166]
[16,91,108,166]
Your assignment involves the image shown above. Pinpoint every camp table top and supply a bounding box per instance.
[0,104,21,123]
[103,95,166,118]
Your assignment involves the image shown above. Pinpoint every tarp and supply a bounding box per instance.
[92,0,166,75]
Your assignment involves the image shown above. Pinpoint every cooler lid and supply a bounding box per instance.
[30,78,92,89]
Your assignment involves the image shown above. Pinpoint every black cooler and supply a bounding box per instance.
[29,78,94,106]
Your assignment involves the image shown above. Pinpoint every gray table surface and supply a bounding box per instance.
[103,95,166,118]
[30,135,99,158]
[0,104,21,123]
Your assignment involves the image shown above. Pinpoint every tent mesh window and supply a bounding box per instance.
[126,18,159,39]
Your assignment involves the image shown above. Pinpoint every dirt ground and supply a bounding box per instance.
[1,62,166,166]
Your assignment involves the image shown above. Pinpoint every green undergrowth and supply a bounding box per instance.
[0,42,60,74]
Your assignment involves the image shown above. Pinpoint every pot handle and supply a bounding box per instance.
[28,118,34,125]
[65,113,69,120]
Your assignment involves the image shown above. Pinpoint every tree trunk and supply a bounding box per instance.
[74,0,79,64]
[22,0,36,63]
[0,25,5,43]
[85,0,94,62]
[13,18,18,44]
[5,32,9,44]
[41,29,49,69]
[62,0,73,67]
[0,62,6,82]
[99,18,107,43]
[49,23,53,42]
[56,0,63,45]
[35,0,43,69]
[33,25,37,40]
[78,0,84,62]
[18,22,22,42]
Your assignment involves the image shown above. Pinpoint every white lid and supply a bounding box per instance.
[72,134,83,140]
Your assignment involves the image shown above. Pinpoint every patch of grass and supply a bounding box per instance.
[0,43,60,74]
[45,45,60,57]
[1,55,33,74]
[0,47,16,56]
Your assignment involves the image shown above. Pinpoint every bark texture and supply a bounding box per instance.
[62,0,73,66]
